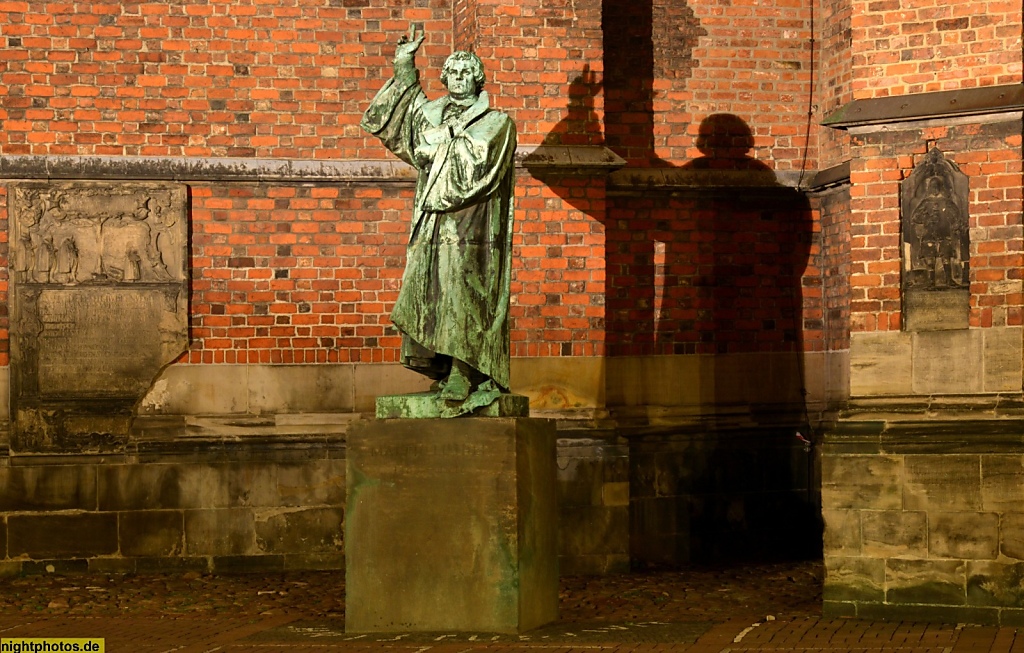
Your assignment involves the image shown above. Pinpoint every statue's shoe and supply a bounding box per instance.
[439,369,472,401]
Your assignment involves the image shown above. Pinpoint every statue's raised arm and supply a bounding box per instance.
[360,27,519,418]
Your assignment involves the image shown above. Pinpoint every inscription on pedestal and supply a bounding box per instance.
[9,182,189,453]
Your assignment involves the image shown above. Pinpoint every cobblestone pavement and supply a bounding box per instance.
[0,560,1021,652]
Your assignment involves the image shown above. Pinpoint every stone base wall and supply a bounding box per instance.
[556,430,630,575]
[0,350,839,575]
[0,431,347,575]
[823,402,1024,626]
[0,420,633,576]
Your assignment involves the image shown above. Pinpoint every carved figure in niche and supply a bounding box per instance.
[911,176,965,288]
[901,148,969,291]
[14,202,44,283]
[149,201,182,276]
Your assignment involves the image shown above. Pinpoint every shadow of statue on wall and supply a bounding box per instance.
[528,0,821,565]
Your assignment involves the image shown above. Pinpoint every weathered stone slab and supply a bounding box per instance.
[904,290,970,331]
[967,561,1024,607]
[98,464,187,511]
[9,181,189,453]
[345,417,557,633]
[823,556,885,602]
[981,455,1024,512]
[912,330,983,394]
[184,509,257,556]
[558,504,628,560]
[861,510,926,558]
[999,512,1024,560]
[904,455,981,511]
[8,513,118,558]
[900,148,970,331]
[983,327,1023,393]
[821,454,902,510]
[284,552,346,571]
[886,559,966,606]
[822,510,861,555]
[929,512,999,560]
[0,465,96,511]
[849,332,912,396]
[254,507,343,554]
[275,461,346,507]
[376,392,529,419]
[119,510,184,557]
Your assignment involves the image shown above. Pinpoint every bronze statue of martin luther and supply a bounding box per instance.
[361,27,518,416]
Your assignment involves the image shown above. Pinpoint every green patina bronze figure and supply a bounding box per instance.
[361,27,519,417]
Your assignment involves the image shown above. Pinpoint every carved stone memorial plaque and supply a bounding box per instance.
[9,182,188,453]
[900,148,970,331]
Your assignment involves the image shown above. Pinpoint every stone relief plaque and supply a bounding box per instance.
[900,148,970,331]
[9,182,189,453]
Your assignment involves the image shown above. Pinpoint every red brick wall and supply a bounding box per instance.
[0,0,452,158]
[187,182,409,365]
[0,0,836,369]
[817,187,852,351]
[512,175,606,357]
[818,0,853,170]
[850,0,1023,100]
[465,0,604,146]
[848,122,1024,333]
[604,188,818,356]
[183,176,608,364]
[5,0,1020,374]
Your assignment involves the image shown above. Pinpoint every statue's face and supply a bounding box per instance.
[445,60,478,101]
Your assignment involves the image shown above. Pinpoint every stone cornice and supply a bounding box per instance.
[0,146,626,183]
[823,84,1024,129]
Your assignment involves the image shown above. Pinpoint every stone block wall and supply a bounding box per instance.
[824,409,1024,625]
[556,431,629,575]
[0,416,631,576]
[0,433,347,575]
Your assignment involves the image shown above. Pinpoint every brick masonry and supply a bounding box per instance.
[0,0,834,369]
[847,119,1023,335]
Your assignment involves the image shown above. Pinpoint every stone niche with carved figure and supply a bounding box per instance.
[9,182,189,453]
[900,148,970,331]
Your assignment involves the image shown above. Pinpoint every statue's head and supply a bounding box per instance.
[441,51,485,99]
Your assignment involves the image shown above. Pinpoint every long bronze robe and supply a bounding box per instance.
[361,66,517,390]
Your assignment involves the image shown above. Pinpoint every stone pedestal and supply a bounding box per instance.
[345,417,558,633]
